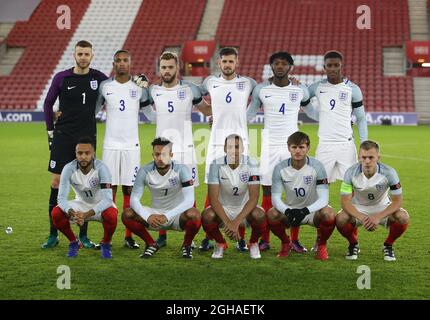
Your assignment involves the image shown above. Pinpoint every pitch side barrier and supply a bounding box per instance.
[0,111,418,125]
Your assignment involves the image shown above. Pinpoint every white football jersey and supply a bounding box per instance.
[308,78,363,143]
[251,82,310,145]
[132,161,193,212]
[58,159,114,212]
[200,75,257,146]
[145,80,202,152]
[98,78,144,150]
[272,157,329,208]
[207,155,260,208]
[341,162,402,207]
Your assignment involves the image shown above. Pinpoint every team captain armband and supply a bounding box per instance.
[182,180,194,187]
[390,182,401,190]
[351,101,363,108]
[340,182,353,194]
[248,175,260,182]
[317,178,328,185]
[100,183,112,189]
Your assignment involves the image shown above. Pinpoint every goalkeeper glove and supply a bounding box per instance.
[285,207,310,227]
[132,74,149,88]
[47,130,54,150]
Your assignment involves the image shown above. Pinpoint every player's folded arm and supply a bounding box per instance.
[164,185,195,222]
[57,164,74,214]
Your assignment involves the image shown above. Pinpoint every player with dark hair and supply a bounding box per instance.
[199,46,257,252]
[267,131,336,260]
[42,40,108,249]
[202,134,266,259]
[51,137,117,258]
[142,51,211,249]
[95,49,150,250]
[303,50,368,183]
[122,138,201,259]
[301,50,368,251]
[247,51,311,253]
[336,140,409,261]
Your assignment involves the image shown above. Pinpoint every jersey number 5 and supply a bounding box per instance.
[167,101,174,113]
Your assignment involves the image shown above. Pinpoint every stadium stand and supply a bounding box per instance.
[0,0,90,109]
[0,0,418,112]
[122,0,206,80]
[36,0,143,109]
[215,0,413,112]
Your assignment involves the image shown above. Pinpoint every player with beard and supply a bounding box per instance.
[199,47,257,252]
[122,138,201,259]
[51,137,118,258]
[141,51,211,248]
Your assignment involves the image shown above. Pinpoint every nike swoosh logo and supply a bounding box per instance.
[156,93,163,96]
[282,180,292,183]
[319,91,326,93]
[106,92,113,95]
[67,86,76,90]
[265,95,272,98]
[220,177,229,180]
[213,85,220,88]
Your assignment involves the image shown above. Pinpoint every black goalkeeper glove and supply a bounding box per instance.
[47,130,54,150]
[132,74,149,88]
[285,207,310,227]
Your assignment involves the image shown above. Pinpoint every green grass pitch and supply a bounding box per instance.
[0,123,429,299]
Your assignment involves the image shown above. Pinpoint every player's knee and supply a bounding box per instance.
[335,210,349,226]
[122,208,135,221]
[103,207,118,224]
[202,209,216,224]
[186,208,201,221]
[319,207,335,222]
[394,209,409,224]
[251,208,265,223]
[51,207,64,223]
[266,207,280,222]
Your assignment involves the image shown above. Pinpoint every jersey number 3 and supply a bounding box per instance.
[119,100,126,111]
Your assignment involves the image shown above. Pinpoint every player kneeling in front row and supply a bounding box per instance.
[267,131,335,260]
[122,138,201,259]
[202,134,266,259]
[336,140,409,261]
[51,137,118,259]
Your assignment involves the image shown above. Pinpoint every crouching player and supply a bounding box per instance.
[202,134,266,259]
[51,137,118,259]
[336,140,409,261]
[122,138,201,259]
[267,131,335,260]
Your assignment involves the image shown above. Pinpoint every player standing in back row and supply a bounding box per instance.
[142,51,211,248]
[247,51,311,253]
[199,47,257,252]
[96,50,151,250]
[302,50,368,251]
[42,40,108,249]
[303,50,368,183]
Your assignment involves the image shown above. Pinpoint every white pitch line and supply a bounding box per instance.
[381,154,430,163]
